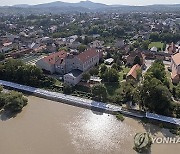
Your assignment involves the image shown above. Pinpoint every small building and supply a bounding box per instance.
[150,46,158,52]
[104,58,114,65]
[171,52,180,83]
[64,69,83,86]
[126,64,141,81]
[10,49,33,58]
[89,76,102,84]
[90,40,104,49]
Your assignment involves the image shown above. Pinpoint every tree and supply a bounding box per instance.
[4,91,28,112]
[136,69,142,81]
[121,81,135,102]
[0,86,3,92]
[63,84,73,94]
[0,93,6,109]
[0,53,5,61]
[82,73,90,82]
[141,40,150,50]
[0,59,55,88]
[100,64,107,74]
[133,56,141,66]
[133,41,140,48]
[150,32,159,42]
[102,68,119,83]
[89,68,99,76]
[139,78,172,115]
[175,83,180,99]
[78,44,87,53]
[144,60,169,88]
[112,63,118,70]
[92,84,107,102]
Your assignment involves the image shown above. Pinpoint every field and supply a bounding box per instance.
[148,42,164,51]
[20,54,45,65]
[119,66,131,81]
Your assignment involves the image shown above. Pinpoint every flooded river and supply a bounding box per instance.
[0,96,179,154]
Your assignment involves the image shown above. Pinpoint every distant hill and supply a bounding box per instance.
[0,1,178,15]
[13,4,30,8]
[14,1,108,10]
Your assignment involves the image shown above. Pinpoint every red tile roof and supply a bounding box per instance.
[76,48,98,63]
[127,64,141,79]
[172,52,180,66]
[43,50,67,65]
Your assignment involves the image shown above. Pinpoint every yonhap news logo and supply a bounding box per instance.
[152,136,180,144]
[134,132,180,145]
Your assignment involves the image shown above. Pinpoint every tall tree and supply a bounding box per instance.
[92,84,107,102]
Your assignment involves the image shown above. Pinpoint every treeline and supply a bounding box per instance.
[0,59,55,88]
[150,32,180,43]
[134,60,180,117]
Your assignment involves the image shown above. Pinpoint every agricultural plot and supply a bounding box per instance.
[20,55,45,65]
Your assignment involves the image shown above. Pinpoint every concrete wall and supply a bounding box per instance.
[36,59,55,74]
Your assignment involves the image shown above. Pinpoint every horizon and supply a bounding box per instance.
[1,0,180,7]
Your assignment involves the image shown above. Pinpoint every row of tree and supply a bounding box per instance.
[149,32,180,43]
[0,59,55,88]
[133,60,178,116]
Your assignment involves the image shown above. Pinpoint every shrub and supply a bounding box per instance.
[116,113,125,121]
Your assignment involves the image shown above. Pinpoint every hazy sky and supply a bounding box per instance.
[1,0,180,6]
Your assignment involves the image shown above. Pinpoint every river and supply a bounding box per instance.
[0,96,179,154]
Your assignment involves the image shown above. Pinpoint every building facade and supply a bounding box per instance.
[36,48,100,85]
[171,52,180,83]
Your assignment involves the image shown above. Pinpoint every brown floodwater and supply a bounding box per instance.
[0,96,179,154]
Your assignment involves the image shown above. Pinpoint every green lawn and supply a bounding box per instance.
[119,66,131,81]
[148,42,164,51]
[104,66,130,97]
[54,79,63,87]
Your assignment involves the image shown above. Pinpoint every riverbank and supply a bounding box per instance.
[1,79,180,127]
[0,96,179,154]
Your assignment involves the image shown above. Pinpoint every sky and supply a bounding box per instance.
[0,0,180,6]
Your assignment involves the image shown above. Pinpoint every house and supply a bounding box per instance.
[36,50,67,74]
[0,42,14,53]
[114,39,125,48]
[10,49,33,58]
[90,40,104,49]
[126,64,141,81]
[126,50,145,66]
[104,58,114,65]
[68,41,81,49]
[171,52,180,83]
[64,69,83,86]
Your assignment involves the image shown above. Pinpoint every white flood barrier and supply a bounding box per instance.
[1,80,180,126]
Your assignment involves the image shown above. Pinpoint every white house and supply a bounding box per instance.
[64,69,83,86]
